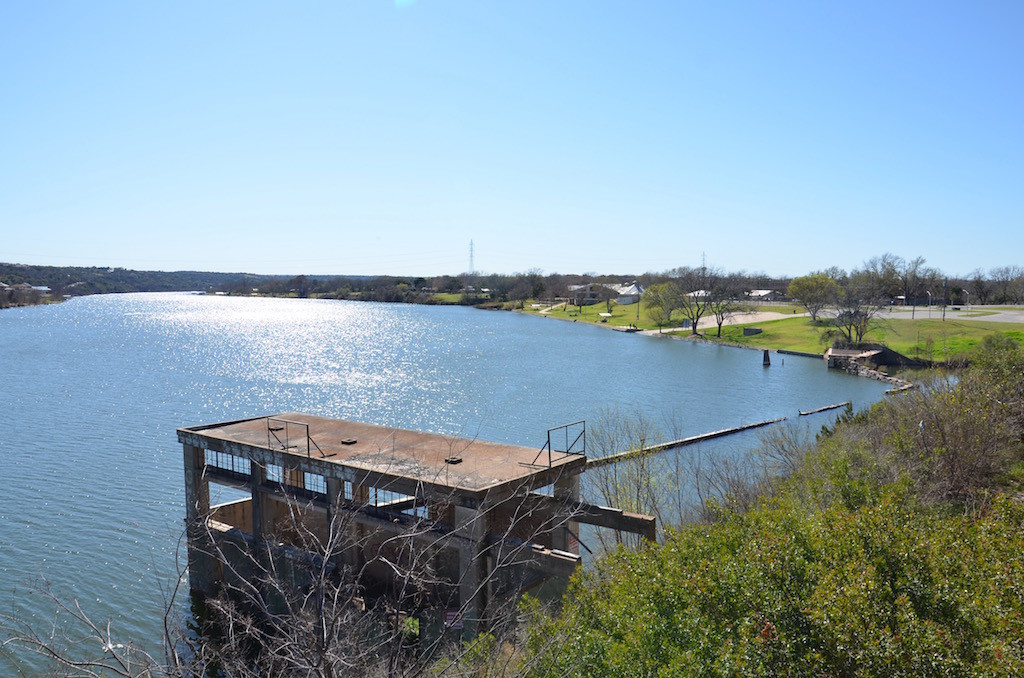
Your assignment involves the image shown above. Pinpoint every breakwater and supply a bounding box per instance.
[587,417,788,468]
[799,401,851,416]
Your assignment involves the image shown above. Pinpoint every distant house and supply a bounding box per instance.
[614,282,644,305]
[460,286,490,299]
[3,282,47,304]
[569,281,645,306]
[747,289,776,303]
[567,283,601,306]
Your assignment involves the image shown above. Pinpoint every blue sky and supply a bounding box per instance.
[2,2,1021,277]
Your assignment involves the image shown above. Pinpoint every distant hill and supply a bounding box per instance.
[0,262,267,297]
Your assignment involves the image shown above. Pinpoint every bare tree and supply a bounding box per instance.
[642,283,680,333]
[508,277,532,309]
[675,266,717,335]
[822,271,888,347]
[3,487,583,676]
[4,419,649,678]
[897,256,928,315]
[707,275,747,337]
[861,253,902,301]
[1,533,196,677]
[584,407,667,551]
[990,266,1024,304]
[966,269,990,305]
[594,284,617,314]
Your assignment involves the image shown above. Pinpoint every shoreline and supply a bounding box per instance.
[524,305,918,391]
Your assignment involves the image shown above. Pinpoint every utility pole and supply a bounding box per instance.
[942,280,947,322]
[635,281,641,324]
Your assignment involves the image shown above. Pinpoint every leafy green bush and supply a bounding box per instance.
[523,490,1024,677]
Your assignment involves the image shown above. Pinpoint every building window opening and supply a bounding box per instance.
[204,450,251,479]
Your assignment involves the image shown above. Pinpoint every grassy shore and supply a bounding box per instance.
[517,299,1024,362]
[697,316,1024,360]
[518,298,770,330]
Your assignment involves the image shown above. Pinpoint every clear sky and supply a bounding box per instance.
[2,2,1022,278]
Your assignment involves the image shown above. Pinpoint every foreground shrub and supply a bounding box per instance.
[522,489,1024,677]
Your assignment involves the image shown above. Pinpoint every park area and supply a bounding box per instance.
[521,300,1024,363]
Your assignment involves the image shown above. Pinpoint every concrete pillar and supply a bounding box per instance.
[552,472,581,554]
[454,504,486,639]
[183,444,212,595]
[251,462,267,544]
[183,444,210,523]
[326,477,347,567]
[326,478,342,527]
[351,481,370,570]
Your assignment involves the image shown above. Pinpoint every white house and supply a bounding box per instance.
[747,289,776,303]
[614,282,644,305]
[568,282,645,306]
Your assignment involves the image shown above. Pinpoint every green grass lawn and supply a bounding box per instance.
[751,303,804,315]
[690,317,830,353]
[427,293,463,303]
[700,316,1024,360]
[524,300,802,331]
[521,299,658,329]
[864,318,1024,360]
[519,300,1024,361]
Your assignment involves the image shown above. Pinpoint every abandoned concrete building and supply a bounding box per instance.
[179,412,654,638]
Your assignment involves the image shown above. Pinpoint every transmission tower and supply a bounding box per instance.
[469,240,475,275]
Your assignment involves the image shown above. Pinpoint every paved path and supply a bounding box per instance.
[535,302,1024,336]
[640,305,1024,337]
[639,309,807,336]
[877,306,1024,323]
[533,302,561,314]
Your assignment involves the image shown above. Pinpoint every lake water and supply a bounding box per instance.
[0,293,890,663]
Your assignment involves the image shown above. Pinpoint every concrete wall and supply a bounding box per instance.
[211,498,252,532]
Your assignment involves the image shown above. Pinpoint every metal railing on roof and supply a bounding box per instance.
[528,420,586,468]
[266,417,334,458]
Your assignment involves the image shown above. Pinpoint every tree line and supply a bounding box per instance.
[4,256,1023,311]
[638,254,1024,346]
[0,263,244,297]
[210,257,1024,313]
[786,254,1024,346]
